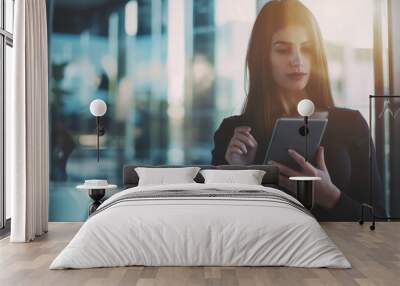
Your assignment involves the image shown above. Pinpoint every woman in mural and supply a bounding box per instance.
[211,0,384,220]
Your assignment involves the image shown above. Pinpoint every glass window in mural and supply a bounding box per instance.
[49,0,388,221]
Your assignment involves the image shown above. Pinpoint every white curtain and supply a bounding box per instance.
[8,0,49,242]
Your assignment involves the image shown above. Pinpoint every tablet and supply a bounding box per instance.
[263,118,328,170]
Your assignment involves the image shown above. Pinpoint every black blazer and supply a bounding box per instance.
[211,107,385,220]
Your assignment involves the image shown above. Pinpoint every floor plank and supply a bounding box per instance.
[0,222,399,286]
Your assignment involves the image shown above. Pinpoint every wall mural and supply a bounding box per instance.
[48,0,396,221]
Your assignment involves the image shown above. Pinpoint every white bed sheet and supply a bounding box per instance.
[50,183,351,269]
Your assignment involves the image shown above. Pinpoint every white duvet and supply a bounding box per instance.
[50,183,351,269]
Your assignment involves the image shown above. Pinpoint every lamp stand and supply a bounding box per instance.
[96,116,100,162]
[305,116,309,162]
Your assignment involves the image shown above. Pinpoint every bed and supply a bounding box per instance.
[50,165,351,269]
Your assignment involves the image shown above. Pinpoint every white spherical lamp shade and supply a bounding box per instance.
[297,99,315,117]
[90,99,107,117]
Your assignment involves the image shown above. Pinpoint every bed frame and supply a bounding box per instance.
[123,165,280,189]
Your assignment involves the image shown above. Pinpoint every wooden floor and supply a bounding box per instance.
[0,222,398,286]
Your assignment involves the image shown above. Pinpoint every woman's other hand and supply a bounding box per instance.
[271,146,341,209]
[225,126,258,165]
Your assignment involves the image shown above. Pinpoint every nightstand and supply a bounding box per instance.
[289,176,321,210]
[76,184,117,215]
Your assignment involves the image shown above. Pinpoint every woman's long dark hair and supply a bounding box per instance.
[243,0,334,136]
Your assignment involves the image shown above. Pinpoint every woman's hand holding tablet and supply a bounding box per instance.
[271,147,341,209]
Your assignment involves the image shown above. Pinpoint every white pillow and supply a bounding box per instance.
[135,167,201,186]
[200,169,266,185]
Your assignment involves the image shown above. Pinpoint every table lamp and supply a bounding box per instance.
[90,99,107,162]
[297,99,315,162]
